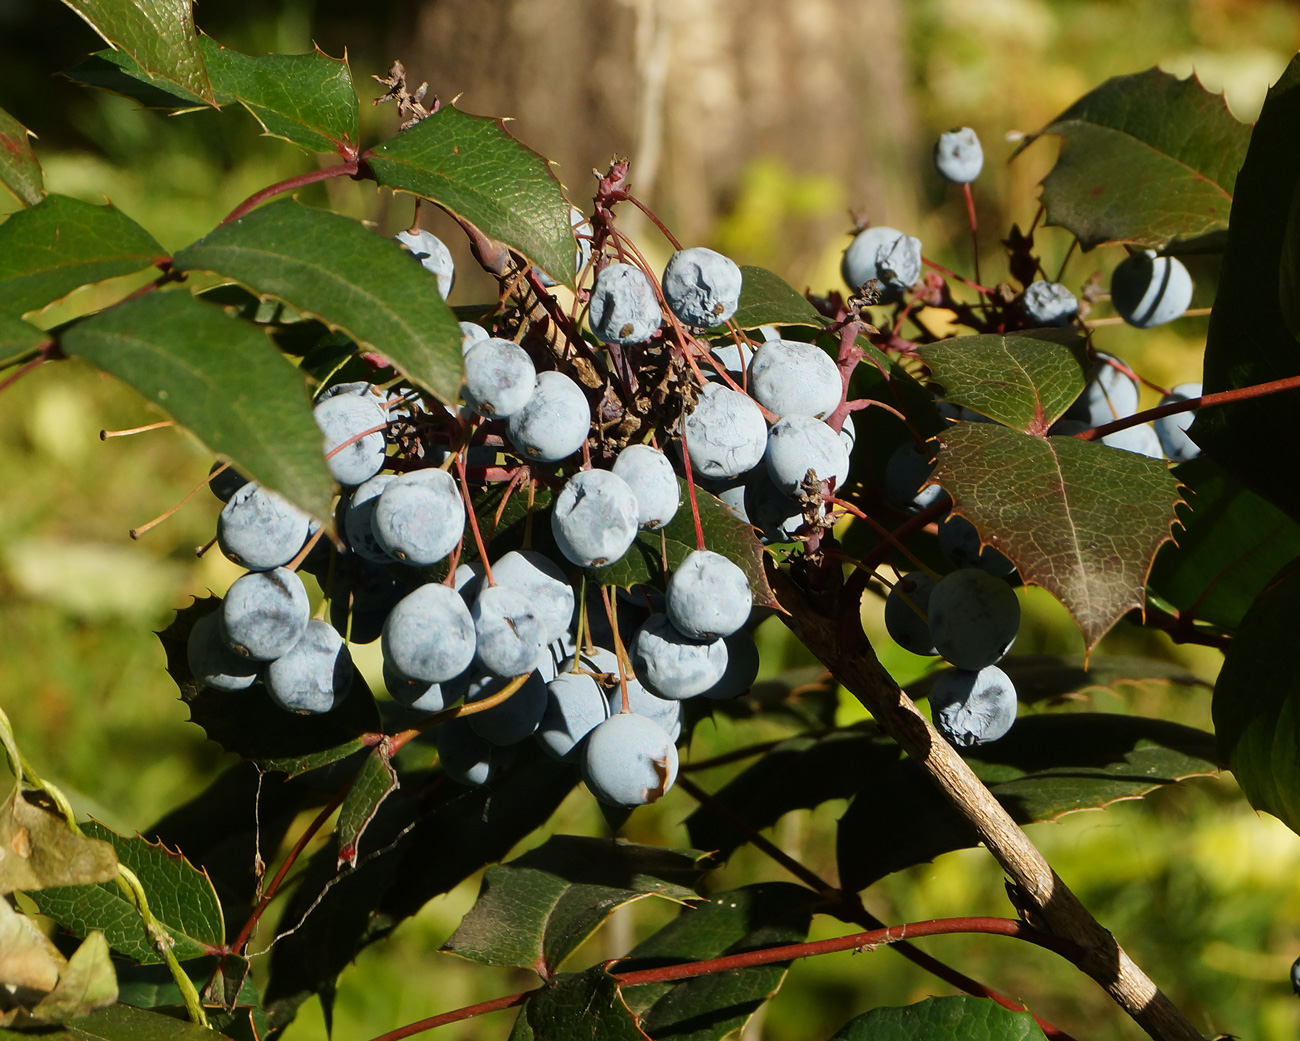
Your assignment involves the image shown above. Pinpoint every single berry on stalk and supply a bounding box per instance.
[588,262,662,345]
[582,713,679,807]
[394,228,454,299]
[841,225,922,303]
[932,127,983,184]
[551,469,641,568]
[661,247,743,328]
[928,665,1017,747]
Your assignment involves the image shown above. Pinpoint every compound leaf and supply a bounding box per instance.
[368,105,575,287]
[829,995,1047,1041]
[60,289,336,522]
[727,266,825,329]
[0,106,44,207]
[0,788,117,895]
[171,198,463,405]
[930,423,1181,651]
[334,748,397,869]
[444,836,706,975]
[918,330,1087,433]
[27,822,223,964]
[1018,66,1248,251]
[521,969,647,1041]
[0,195,165,317]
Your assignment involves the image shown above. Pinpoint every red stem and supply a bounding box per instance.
[962,182,982,290]
[0,343,55,394]
[220,160,362,227]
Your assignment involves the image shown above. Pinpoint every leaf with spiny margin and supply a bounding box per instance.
[918,330,1087,433]
[1016,66,1248,252]
[58,1,214,107]
[0,195,165,317]
[0,1003,233,1041]
[1198,53,1300,524]
[722,266,826,330]
[0,106,43,207]
[60,290,335,522]
[443,836,706,974]
[155,595,380,766]
[367,105,575,287]
[683,729,898,861]
[906,653,1209,707]
[171,198,463,405]
[836,713,1219,891]
[618,882,817,1041]
[517,969,647,1041]
[335,748,397,869]
[0,314,48,368]
[0,788,117,895]
[1212,562,1300,834]
[830,995,1048,1041]
[930,423,1181,650]
[1149,456,1300,630]
[26,821,223,964]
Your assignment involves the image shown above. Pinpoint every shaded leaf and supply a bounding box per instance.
[0,1002,232,1041]
[61,290,335,522]
[27,822,223,964]
[0,195,165,317]
[930,423,1181,651]
[171,198,463,405]
[62,49,217,109]
[335,748,398,869]
[0,106,44,206]
[523,969,647,1041]
[0,313,48,368]
[58,0,215,106]
[725,266,826,330]
[29,933,117,1024]
[830,995,1047,1041]
[837,713,1219,890]
[1018,67,1248,251]
[0,787,117,894]
[444,836,705,974]
[367,105,575,287]
[917,330,1087,434]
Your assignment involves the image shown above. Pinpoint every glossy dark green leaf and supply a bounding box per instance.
[522,969,646,1041]
[0,788,117,895]
[931,423,1181,651]
[171,198,463,405]
[917,330,1087,433]
[619,883,817,1041]
[1018,67,1248,251]
[0,313,48,368]
[58,1,214,106]
[62,48,219,109]
[0,195,165,316]
[27,822,223,964]
[829,995,1047,1041]
[684,729,897,862]
[725,266,826,330]
[1213,562,1300,834]
[0,1003,230,1041]
[367,105,575,287]
[0,106,44,206]
[837,713,1219,890]
[1149,456,1300,629]
[444,836,705,974]
[1199,53,1300,523]
[335,748,397,869]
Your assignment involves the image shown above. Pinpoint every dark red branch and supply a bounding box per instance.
[220,160,362,227]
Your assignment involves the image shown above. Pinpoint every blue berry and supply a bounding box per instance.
[465,670,549,745]
[265,619,353,714]
[186,611,259,690]
[1154,383,1201,462]
[344,474,398,564]
[929,665,1017,747]
[394,228,454,299]
[471,584,546,678]
[490,550,574,645]
[928,568,1020,670]
[218,484,312,571]
[841,226,922,303]
[1021,281,1078,327]
[208,462,248,502]
[381,582,477,684]
[661,247,743,328]
[680,382,767,479]
[371,467,465,566]
[1101,422,1164,459]
[507,370,591,464]
[884,442,944,513]
[764,414,850,494]
[537,671,609,761]
[1111,250,1192,328]
[938,515,1016,576]
[462,338,536,418]
[612,444,680,530]
[589,263,662,345]
[1064,353,1139,427]
[666,549,751,641]
[933,127,983,184]
[630,614,727,700]
[384,659,458,713]
[459,322,489,353]
[748,340,842,420]
[700,629,760,700]
[219,567,310,661]
[581,713,679,806]
[884,572,938,657]
[437,716,515,786]
[551,469,641,568]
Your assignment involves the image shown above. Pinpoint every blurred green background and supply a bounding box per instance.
[2,0,1299,1039]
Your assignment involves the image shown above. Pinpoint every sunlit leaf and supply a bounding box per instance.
[830,995,1047,1041]
[335,749,397,869]
[0,106,44,207]
[726,266,826,330]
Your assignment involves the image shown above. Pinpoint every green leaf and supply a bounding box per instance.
[367,105,576,287]
[930,423,1181,651]
[58,0,214,106]
[29,933,117,1024]
[1198,53,1300,524]
[171,198,463,405]
[837,713,1219,890]
[0,313,48,368]
[1149,456,1300,630]
[1018,67,1249,251]
[829,995,1047,1041]
[725,266,826,330]
[1213,562,1300,834]
[28,822,223,964]
[0,195,165,317]
[619,883,817,1041]
[335,748,398,869]
[0,1002,232,1041]
[61,290,335,521]
[444,836,706,974]
[0,106,44,207]
[917,330,1087,434]
[522,969,647,1041]
[0,787,117,895]
[62,49,219,110]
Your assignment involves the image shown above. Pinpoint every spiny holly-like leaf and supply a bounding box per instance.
[0,195,165,317]
[0,314,48,368]
[0,788,117,895]
[171,198,463,405]
[520,969,647,1041]
[60,290,335,521]
[0,106,44,207]
[930,423,1181,650]
[837,713,1218,890]
[0,1002,231,1041]
[1198,53,1300,524]
[1017,66,1249,251]
[918,330,1087,433]
[1149,456,1300,630]
[619,883,817,1041]
[726,266,826,330]
[829,995,1047,1041]
[1213,562,1300,834]
[27,822,223,964]
[444,836,706,975]
[62,48,221,109]
[367,104,576,287]
[335,748,397,869]
[58,1,214,107]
